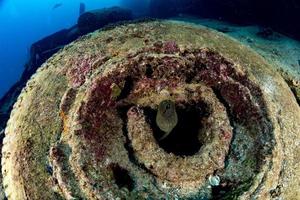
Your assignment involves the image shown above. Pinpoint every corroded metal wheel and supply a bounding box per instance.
[2,21,300,200]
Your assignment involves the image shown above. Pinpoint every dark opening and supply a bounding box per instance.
[291,87,300,106]
[144,101,210,156]
[46,164,53,175]
[116,77,134,101]
[185,72,195,83]
[211,183,233,200]
[110,163,134,191]
[211,179,253,200]
[145,64,153,78]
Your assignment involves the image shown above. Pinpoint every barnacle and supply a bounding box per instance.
[2,21,300,200]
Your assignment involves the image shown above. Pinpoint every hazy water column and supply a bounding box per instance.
[0,0,120,98]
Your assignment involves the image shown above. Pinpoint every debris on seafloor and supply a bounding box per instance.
[77,7,133,34]
[1,21,300,200]
[209,175,220,187]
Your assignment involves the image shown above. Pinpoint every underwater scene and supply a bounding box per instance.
[0,0,299,199]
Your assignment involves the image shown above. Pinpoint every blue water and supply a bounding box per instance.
[0,0,299,99]
[0,0,120,98]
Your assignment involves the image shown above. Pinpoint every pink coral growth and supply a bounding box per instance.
[67,55,94,88]
[163,41,180,54]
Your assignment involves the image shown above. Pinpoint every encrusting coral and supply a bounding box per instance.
[1,21,300,200]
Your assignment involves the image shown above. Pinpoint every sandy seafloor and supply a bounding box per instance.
[171,15,300,81]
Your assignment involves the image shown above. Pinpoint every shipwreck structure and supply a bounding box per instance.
[1,21,300,199]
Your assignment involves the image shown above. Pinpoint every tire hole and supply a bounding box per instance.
[144,101,210,156]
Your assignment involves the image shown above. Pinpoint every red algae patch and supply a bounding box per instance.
[2,21,300,200]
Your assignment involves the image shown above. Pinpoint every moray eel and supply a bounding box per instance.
[156,100,178,140]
